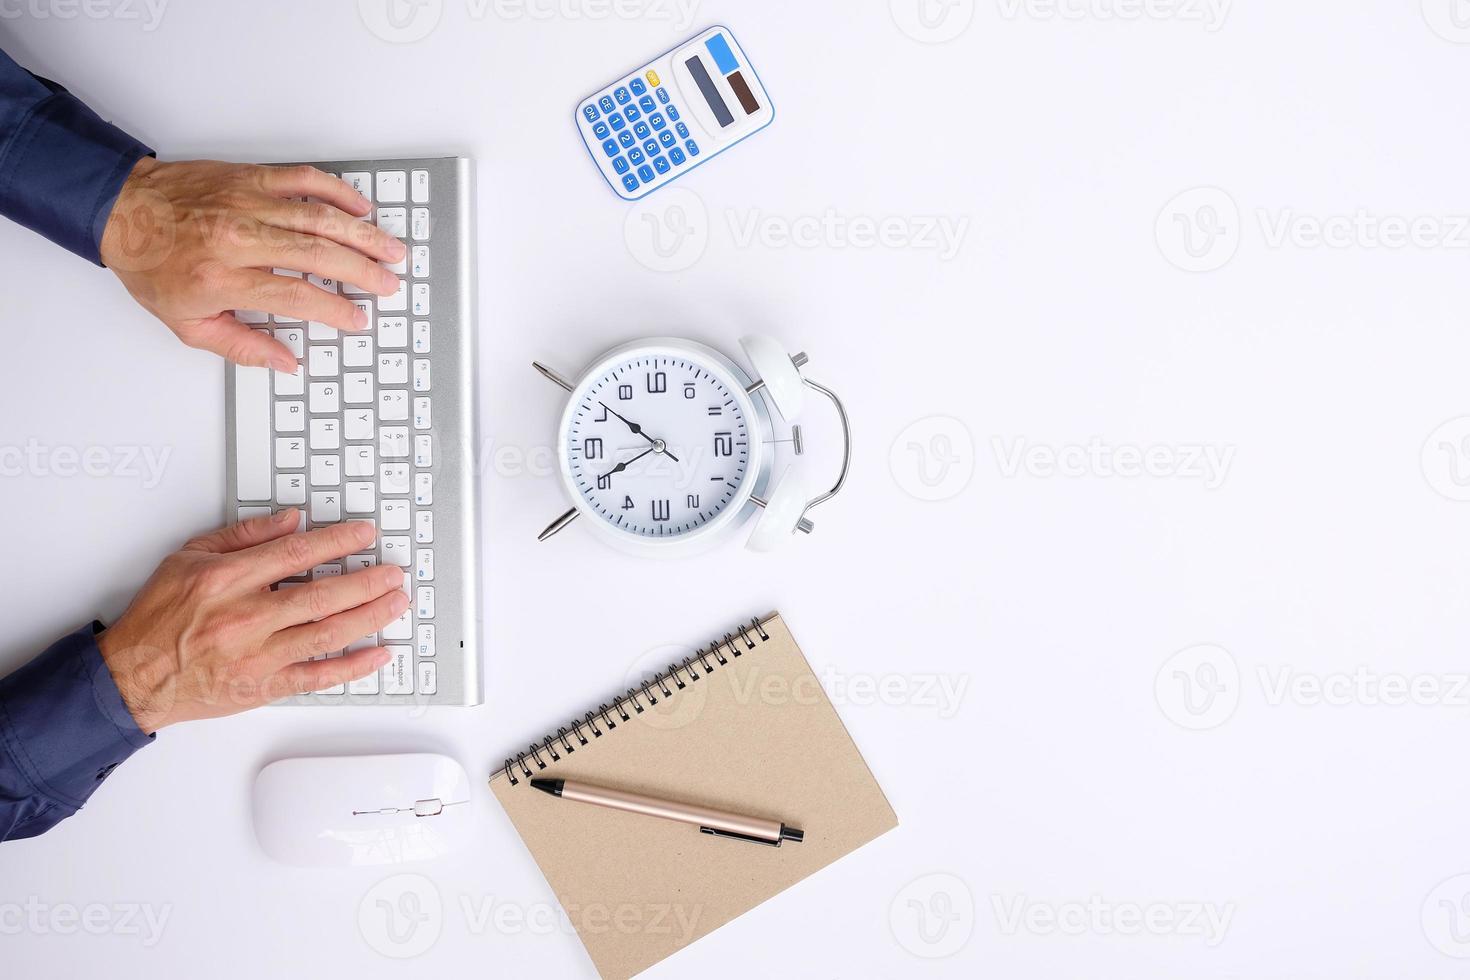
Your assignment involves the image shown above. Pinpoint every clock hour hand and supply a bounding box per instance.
[598,402,681,462]
[600,446,654,482]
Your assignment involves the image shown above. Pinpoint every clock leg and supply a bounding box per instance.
[537,507,580,542]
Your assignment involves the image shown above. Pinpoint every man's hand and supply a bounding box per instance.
[99,159,406,373]
[96,511,407,732]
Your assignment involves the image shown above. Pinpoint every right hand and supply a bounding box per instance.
[96,511,406,733]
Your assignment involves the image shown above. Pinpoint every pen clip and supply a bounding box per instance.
[700,826,781,847]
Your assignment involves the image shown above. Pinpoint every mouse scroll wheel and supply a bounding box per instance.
[413,798,445,817]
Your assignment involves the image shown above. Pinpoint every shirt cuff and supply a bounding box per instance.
[0,90,152,265]
[0,623,153,813]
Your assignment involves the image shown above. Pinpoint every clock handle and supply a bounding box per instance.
[748,376,852,544]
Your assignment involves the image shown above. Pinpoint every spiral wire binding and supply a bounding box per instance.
[500,617,771,786]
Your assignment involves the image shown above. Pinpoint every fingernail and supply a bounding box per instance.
[383,565,404,585]
[274,508,297,524]
[353,307,369,330]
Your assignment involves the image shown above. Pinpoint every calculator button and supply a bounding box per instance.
[599,95,615,113]
[602,139,619,157]
[657,87,670,104]
[637,164,654,183]
[658,130,676,148]
[676,121,690,139]
[650,113,666,130]
[643,138,660,156]
[628,146,645,165]
[639,95,655,112]
[630,77,646,96]
[653,155,671,175]
[625,105,641,123]
[621,173,640,192]
[609,113,625,130]
[612,156,630,175]
[583,104,600,122]
[634,122,651,140]
[645,69,660,86]
[593,121,610,139]
[685,139,700,157]
[618,130,635,148]
[667,106,680,122]
[614,86,631,104]
[668,147,686,166]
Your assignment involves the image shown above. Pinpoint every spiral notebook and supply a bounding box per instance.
[489,612,898,980]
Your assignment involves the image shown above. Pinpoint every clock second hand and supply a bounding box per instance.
[598,401,681,462]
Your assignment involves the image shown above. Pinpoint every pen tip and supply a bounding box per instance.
[530,778,565,797]
[780,825,804,843]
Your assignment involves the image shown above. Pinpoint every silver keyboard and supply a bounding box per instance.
[224,156,481,706]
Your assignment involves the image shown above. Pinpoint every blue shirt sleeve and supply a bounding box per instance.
[0,624,153,841]
[0,47,153,264]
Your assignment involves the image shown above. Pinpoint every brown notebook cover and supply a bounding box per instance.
[490,612,898,979]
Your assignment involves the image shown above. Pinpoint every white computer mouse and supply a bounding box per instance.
[252,753,474,868]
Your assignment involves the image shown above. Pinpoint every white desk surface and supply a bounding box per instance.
[3,2,1469,977]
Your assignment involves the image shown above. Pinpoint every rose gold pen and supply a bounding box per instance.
[531,778,804,847]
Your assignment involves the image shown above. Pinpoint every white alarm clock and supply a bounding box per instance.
[532,336,849,557]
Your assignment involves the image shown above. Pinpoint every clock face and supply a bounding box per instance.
[562,345,762,543]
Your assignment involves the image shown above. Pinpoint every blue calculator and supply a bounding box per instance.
[575,26,775,201]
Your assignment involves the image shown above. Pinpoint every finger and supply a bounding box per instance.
[227,520,377,590]
[254,164,371,217]
[266,589,410,665]
[178,312,298,372]
[259,563,404,630]
[231,270,369,333]
[255,198,406,265]
[184,508,299,554]
[242,230,398,297]
[266,647,392,699]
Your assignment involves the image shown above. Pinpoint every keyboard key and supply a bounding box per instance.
[622,173,640,193]
[379,279,408,312]
[608,113,625,130]
[276,473,306,505]
[309,418,340,450]
[685,139,700,156]
[583,103,600,123]
[343,372,373,404]
[311,563,342,579]
[602,138,619,157]
[379,390,408,422]
[381,536,411,567]
[624,105,641,123]
[415,511,434,543]
[639,94,655,112]
[417,662,438,695]
[311,491,340,523]
[598,94,615,113]
[238,506,273,522]
[411,247,430,279]
[413,397,432,430]
[614,86,630,104]
[628,147,645,165]
[637,164,655,183]
[377,207,407,238]
[383,646,413,690]
[416,586,435,619]
[380,499,410,530]
[380,463,410,494]
[417,623,436,656]
[653,155,670,175]
[378,317,408,347]
[411,170,429,203]
[630,77,646,96]
[649,112,665,130]
[612,156,630,175]
[378,352,408,385]
[657,87,669,104]
[234,363,272,500]
[342,334,372,366]
[644,139,660,156]
[310,455,340,486]
[275,401,305,433]
[414,435,433,467]
[345,409,374,441]
[414,473,433,506]
[236,309,268,324]
[348,669,380,696]
[668,147,686,166]
[646,69,660,86]
[412,321,431,353]
[276,437,306,469]
[345,445,374,477]
[411,208,431,241]
[634,121,650,140]
[412,283,430,316]
[274,327,304,358]
[667,106,680,122]
[618,130,635,149]
[308,346,338,377]
[659,130,675,148]
[307,274,338,294]
[341,172,371,200]
[413,359,431,392]
[675,121,689,138]
[345,482,375,514]
[309,382,339,414]
[376,171,406,203]
[381,427,411,458]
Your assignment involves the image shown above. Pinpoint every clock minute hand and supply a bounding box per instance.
[597,401,681,463]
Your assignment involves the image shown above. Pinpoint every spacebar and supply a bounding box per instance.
[235,364,272,501]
